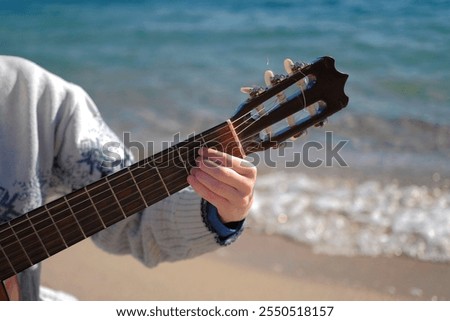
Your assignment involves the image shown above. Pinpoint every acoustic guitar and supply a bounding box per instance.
[0,56,348,300]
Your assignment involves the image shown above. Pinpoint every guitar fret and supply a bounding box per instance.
[8,217,49,266]
[176,146,190,176]
[105,171,147,219]
[46,198,85,248]
[87,179,128,226]
[149,159,170,197]
[44,205,68,249]
[28,207,68,257]
[128,167,148,207]
[84,187,107,229]
[105,176,127,219]
[157,148,191,194]
[23,215,50,259]
[127,163,168,206]
[0,242,17,276]
[64,196,87,239]
[14,215,50,264]
[0,217,40,276]
[66,189,104,236]
[7,221,33,267]
[199,133,207,147]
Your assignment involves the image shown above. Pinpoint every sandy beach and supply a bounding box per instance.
[41,229,449,301]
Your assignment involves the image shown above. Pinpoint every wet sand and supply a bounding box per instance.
[41,230,449,301]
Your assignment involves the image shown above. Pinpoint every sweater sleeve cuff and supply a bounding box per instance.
[202,200,244,245]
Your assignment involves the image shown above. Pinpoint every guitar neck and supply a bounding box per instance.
[0,55,350,287]
[0,120,243,281]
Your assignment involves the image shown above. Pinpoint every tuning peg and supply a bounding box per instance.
[284,58,294,75]
[284,58,310,97]
[291,129,307,140]
[240,86,253,94]
[314,118,328,127]
[240,86,265,98]
[264,70,274,86]
[264,70,286,86]
[284,58,307,74]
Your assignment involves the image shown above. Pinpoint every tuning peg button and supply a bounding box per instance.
[264,70,286,86]
[284,58,294,74]
[264,70,274,86]
[240,87,253,94]
[284,58,307,74]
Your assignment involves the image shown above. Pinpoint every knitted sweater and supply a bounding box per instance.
[0,56,242,300]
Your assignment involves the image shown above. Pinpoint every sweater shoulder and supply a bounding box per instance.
[0,55,81,97]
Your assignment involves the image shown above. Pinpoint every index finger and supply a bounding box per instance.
[199,147,255,177]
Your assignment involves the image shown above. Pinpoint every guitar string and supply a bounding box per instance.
[0,144,216,274]
[0,110,256,239]
[3,67,310,236]
[0,68,312,266]
[1,86,284,236]
[0,106,267,269]
[0,74,310,269]
[0,130,255,272]
[0,71,311,268]
[0,102,312,276]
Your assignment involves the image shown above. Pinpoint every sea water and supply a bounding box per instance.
[1,0,449,262]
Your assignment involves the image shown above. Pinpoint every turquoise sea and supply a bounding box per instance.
[1,0,449,263]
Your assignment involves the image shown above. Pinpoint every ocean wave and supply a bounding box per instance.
[250,171,450,262]
[328,114,450,157]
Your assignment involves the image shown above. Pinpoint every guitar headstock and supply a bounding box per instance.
[231,56,349,154]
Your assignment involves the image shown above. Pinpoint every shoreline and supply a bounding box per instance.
[41,230,449,301]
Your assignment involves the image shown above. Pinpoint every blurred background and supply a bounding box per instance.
[1,0,449,300]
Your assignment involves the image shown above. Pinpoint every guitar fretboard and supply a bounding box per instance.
[0,120,242,281]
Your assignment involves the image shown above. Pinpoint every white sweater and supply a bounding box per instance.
[0,56,241,300]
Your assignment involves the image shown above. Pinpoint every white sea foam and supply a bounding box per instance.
[250,172,450,262]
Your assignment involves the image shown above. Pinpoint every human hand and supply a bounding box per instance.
[187,147,257,223]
